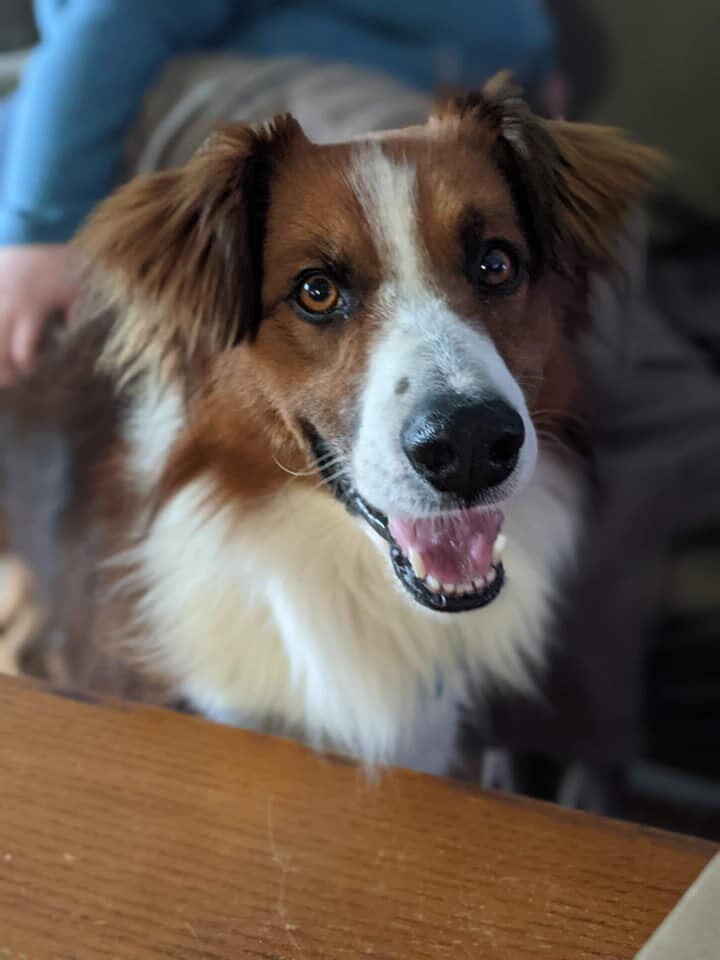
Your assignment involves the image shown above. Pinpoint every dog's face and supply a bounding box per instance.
[80,81,661,614]
[253,133,546,612]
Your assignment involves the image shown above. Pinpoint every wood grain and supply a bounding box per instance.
[0,675,715,960]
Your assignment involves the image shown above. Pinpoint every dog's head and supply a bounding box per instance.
[78,77,662,614]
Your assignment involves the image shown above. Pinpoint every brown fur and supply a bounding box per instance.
[0,322,167,698]
[433,78,666,274]
[76,116,305,385]
[77,79,663,470]
[2,79,664,696]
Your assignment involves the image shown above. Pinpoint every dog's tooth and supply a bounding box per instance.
[459,582,473,595]
[492,533,507,564]
[473,576,486,590]
[486,567,497,585]
[408,548,426,580]
[442,583,456,595]
[426,575,441,593]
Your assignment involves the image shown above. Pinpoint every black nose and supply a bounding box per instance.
[401,395,525,503]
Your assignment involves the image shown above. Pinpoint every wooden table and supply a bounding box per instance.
[0,676,716,959]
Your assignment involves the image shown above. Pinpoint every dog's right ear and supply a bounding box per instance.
[76,115,304,383]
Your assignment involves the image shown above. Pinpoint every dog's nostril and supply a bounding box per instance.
[412,439,457,474]
[490,427,524,466]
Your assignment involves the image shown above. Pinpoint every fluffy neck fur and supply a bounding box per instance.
[117,384,582,772]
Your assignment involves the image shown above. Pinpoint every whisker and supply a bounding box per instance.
[313,467,351,491]
[532,408,584,425]
[312,456,346,478]
[319,465,350,483]
[311,454,345,473]
[272,456,317,479]
[272,451,343,479]
[535,429,583,462]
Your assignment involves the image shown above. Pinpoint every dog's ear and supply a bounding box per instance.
[76,114,304,383]
[433,73,667,276]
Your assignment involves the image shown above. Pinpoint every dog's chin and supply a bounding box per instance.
[305,427,506,614]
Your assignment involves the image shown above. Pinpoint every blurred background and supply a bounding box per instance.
[1,0,719,838]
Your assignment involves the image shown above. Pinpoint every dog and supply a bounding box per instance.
[0,78,660,774]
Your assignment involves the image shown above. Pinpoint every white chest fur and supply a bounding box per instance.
[125,424,580,772]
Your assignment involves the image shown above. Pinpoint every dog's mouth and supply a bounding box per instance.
[306,429,506,613]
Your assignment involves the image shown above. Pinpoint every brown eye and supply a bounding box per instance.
[475,246,519,289]
[296,272,340,314]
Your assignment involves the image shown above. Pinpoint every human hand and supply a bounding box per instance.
[0,244,85,385]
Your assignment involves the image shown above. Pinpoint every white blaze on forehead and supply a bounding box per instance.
[346,144,538,521]
[349,144,427,299]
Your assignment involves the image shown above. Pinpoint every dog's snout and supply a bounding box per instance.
[401,395,525,503]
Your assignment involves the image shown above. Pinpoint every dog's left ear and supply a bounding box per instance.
[434,74,667,275]
[76,115,304,382]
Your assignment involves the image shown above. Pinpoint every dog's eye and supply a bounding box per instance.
[473,245,520,291]
[295,272,340,316]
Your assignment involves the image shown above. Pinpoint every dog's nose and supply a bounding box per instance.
[401,395,525,502]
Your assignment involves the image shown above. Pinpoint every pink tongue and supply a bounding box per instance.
[389,508,503,583]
